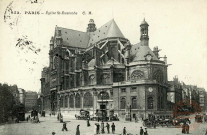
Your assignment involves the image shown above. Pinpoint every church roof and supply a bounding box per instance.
[140,18,149,26]
[130,43,158,62]
[56,27,90,48]
[88,19,125,45]
[55,19,125,48]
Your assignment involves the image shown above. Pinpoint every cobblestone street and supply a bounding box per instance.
[0,114,207,135]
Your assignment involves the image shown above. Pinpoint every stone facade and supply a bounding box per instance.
[41,19,171,119]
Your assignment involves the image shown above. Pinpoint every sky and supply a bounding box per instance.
[0,0,206,92]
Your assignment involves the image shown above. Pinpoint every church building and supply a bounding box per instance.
[41,18,170,119]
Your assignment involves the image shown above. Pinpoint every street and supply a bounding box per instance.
[0,114,207,135]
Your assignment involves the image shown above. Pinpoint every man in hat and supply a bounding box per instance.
[123,127,126,135]
[144,128,148,135]
[76,125,80,135]
[96,123,100,134]
[106,123,110,134]
[62,122,68,131]
[111,122,115,134]
[140,127,144,135]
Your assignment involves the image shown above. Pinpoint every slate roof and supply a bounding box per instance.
[55,19,125,49]
[88,19,125,45]
[56,27,90,48]
[130,43,158,62]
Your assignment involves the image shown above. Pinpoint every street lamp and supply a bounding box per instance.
[100,92,105,133]
[58,94,62,121]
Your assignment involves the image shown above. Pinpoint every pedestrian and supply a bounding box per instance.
[96,123,100,134]
[111,122,115,134]
[87,119,91,127]
[62,122,68,131]
[101,122,105,133]
[182,123,186,134]
[76,125,80,135]
[50,113,51,117]
[52,132,55,135]
[106,123,110,134]
[205,129,207,135]
[140,127,144,135]
[60,115,63,123]
[123,127,126,135]
[186,123,189,134]
[144,128,148,135]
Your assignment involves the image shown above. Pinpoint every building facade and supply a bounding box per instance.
[40,67,51,112]
[25,91,38,111]
[41,19,171,119]
[18,88,25,105]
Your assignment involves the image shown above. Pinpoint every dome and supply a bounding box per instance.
[140,18,149,26]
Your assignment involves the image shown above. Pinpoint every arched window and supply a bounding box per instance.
[131,70,144,80]
[153,70,163,83]
[120,97,126,109]
[64,96,68,108]
[75,93,81,108]
[147,97,154,109]
[131,97,137,109]
[98,91,109,100]
[69,94,74,108]
[84,92,93,108]
[89,74,95,85]
[102,73,110,84]
[53,56,58,69]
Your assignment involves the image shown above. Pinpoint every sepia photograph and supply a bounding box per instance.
[0,0,207,135]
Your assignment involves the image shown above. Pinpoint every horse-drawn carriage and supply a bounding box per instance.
[75,109,90,120]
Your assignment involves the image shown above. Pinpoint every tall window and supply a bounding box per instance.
[69,94,74,108]
[153,70,163,83]
[147,97,154,109]
[131,70,144,80]
[102,73,110,84]
[120,97,126,109]
[84,92,93,108]
[89,74,95,85]
[65,96,68,108]
[131,97,137,109]
[75,93,81,108]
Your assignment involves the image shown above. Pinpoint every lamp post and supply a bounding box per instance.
[130,105,132,121]
[100,92,105,133]
[58,94,61,121]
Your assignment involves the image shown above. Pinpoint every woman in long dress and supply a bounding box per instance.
[76,125,80,135]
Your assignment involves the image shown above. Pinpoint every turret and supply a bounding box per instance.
[140,18,149,46]
[55,26,63,46]
[87,19,96,32]
[153,46,159,59]
[50,36,54,50]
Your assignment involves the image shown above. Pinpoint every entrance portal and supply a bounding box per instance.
[100,104,106,110]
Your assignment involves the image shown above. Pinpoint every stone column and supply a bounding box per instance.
[73,93,76,109]
[93,89,98,115]
[80,91,84,109]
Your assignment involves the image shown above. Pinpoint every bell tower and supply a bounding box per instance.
[140,18,149,46]
[87,19,96,32]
